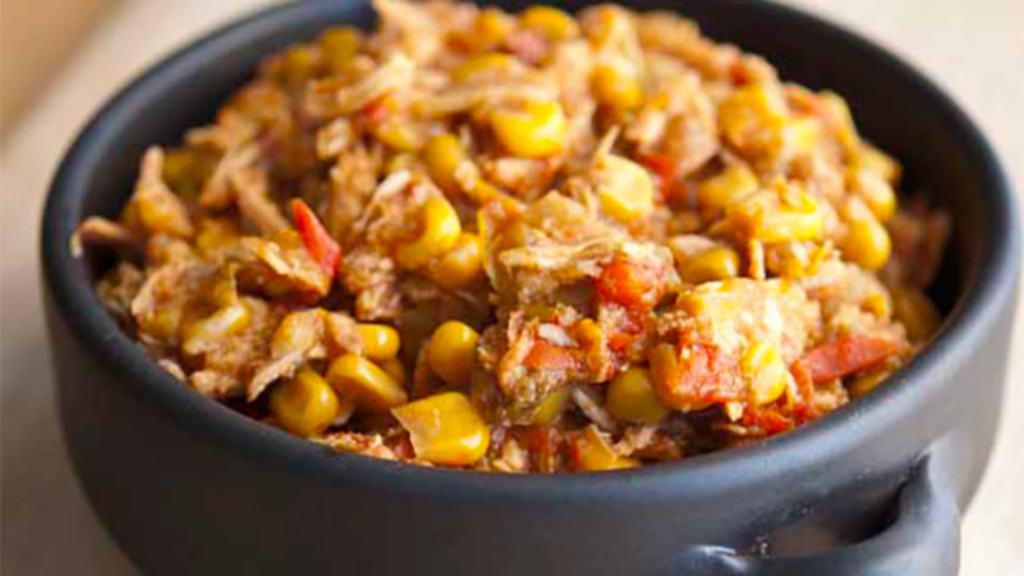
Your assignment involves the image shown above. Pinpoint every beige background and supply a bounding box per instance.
[1,0,1022,574]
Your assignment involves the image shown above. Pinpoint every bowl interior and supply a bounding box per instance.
[45,0,1014,488]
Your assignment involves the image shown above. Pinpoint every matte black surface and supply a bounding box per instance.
[40,1,1019,575]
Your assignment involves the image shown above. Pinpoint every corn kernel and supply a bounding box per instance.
[270,368,342,437]
[606,368,669,424]
[892,286,942,342]
[327,354,408,411]
[357,324,401,361]
[396,196,462,269]
[282,45,320,84]
[782,117,821,157]
[849,370,890,399]
[454,53,518,83]
[423,133,464,193]
[841,217,891,271]
[718,85,788,156]
[182,301,251,357]
[847,167,897,223]
[433,233,484,290]
[741,342,789,406]
[380,357,407,384]
[373,119,428,152]
[593,154,655,222]
[427,321,480,386]
[572,426,640,472]
[319,28,362,73]
[679,246,741,284]
[819,91,860,154]
[531,387,571,425]
[854,143,901,185]
[592,64,644,110]
[520,6,579,41]
[474,7,515,49]
[726,182,824,243]
[491,101,567,158]
[135,193,194,238]
[195,218,239,254]
[392,392,490,465]
[862,292,892,318]
[697,163,759,211]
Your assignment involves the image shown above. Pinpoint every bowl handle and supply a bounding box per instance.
[671,455,960,576]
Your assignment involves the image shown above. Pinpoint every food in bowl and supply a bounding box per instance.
[75,0,949,472]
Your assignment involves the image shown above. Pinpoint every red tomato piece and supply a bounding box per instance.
[290,199,342,278]
[794,335,898,385]
[524,341,578,371]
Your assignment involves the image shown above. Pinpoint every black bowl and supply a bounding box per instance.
[40,1,1019,575]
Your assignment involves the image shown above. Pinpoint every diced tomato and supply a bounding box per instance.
[652,343,745,408]
[524,341,578,371]
[514,427,564,473]
[742,407,794,436]
[608,332,635,353]
[637,152,687,203]
[793,335,898,385]
[290,199,342,278]
[363,97,391,125]
[596,259,660,312]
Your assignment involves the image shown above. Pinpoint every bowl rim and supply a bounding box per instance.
[41,0,1019,500]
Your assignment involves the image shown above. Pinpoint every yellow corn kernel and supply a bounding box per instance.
[380,357,406,384]
[433,233,484,290]
[357,324,401,361]
[606,368,669,424]
[573,426,640,472]
[782,117,822,157]
[847,167,897,223]
[530,387,571,425]
[326,354,408,411]
[841,218,891,271]
[819,91,861,154]
[373,119,428,152]
[281,45,320,84]
[593,154,655,222]
[862,292,892,319]
[162,149,211,195]
[726,182,824,243]
[319,27,362,72]
[520,6,579,40]
[849,370,890,399]
[718,84,788,156]
[270,368,342,437]
[427,321,480,386]
[423,133,464,192]
[392,392,490,465]
[135,193,194,238]
[854,143,901,185]
[697,163,759,211]
[195,218,239,254]
[592,64,643,110]
[490,101,567,158]
[741,342,789,406]
[468,7,514,49]
[396,196,462,269]
[679,246,741,284]
[181,302,251,357]
[583,5,630,47]
[453,53,518,83]
[140,307,184,342]
[892,286,942,342]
